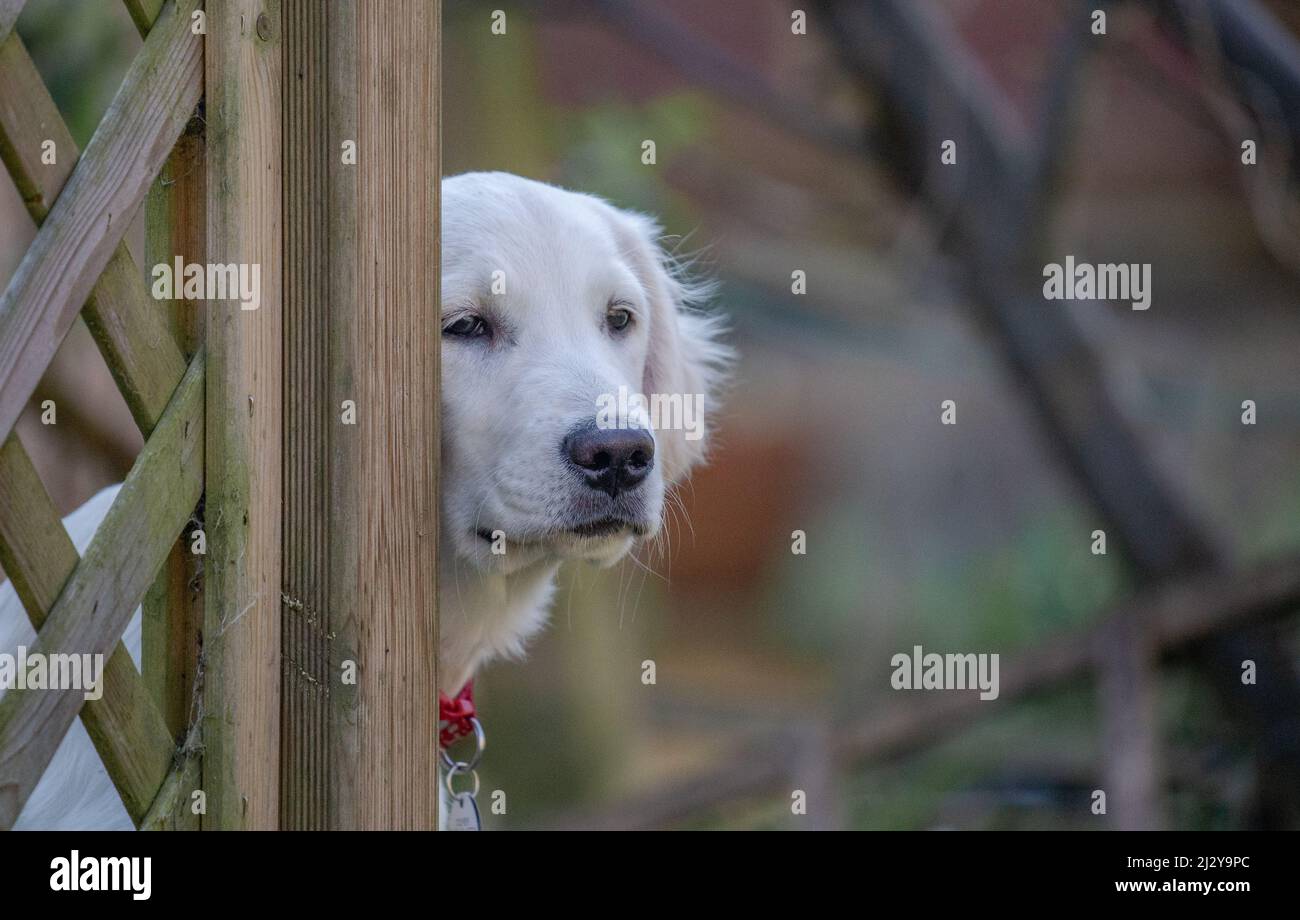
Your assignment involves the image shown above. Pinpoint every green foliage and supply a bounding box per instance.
[557,93,712,229]
[17,1,140,147]
[912,508,1127,651]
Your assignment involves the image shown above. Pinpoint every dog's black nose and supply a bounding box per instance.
[563,423,655,498]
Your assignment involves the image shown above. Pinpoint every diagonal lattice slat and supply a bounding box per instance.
[0,22,190,830]
[0,434,175,824]
[0,0,191,435]
[0,30,186,433]
[0,352,204,830]
[0,0,187,827]
[0,38,74,222]
[0,0,202,445]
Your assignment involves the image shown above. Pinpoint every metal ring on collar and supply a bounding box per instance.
[443,761,481,799]
[439,715,485,772]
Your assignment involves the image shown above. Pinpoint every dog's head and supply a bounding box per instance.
[441,172,729,573]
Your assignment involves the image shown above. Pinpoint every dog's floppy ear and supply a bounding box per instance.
[608,208,731,485]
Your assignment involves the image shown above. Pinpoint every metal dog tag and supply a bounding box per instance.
[447,792,481,831]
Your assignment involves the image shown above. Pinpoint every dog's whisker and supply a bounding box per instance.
[565,566,578,632]
[626,548,668,584]
[628,557,652,627]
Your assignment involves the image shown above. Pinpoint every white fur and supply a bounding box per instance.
[0,484,135,830]
[437,172,729,690]
[0,172,728,829]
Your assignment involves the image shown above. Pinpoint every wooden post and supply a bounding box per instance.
[142,116,206,752]
[281,0,439,830]
[204,0,283,830]
[140,115,206,832]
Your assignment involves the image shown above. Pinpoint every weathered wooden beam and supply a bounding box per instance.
[142,117,206,755]
[0,10,184,811]
[281,0,332,831]
[0,353,204,830]
[139,744,201,830]
[348,0,440,831]
[0,35,187,434]
[127,0,204,829]
[0,0,181,826]
[79,249,190,433]
[0,34,187,433]
[140,533,202,746]
[203,0,283,830]
[0,433,177,826]
[347,0,441,831]
[1,6,194,797]
[98,0,203,767]
[0,441,78,621]
[0,36,76,221]
[0,0,201,445]
[144,122,206,362]
[279,0,440,832]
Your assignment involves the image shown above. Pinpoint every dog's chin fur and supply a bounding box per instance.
[457,530,639,573]
[438,532,637,693]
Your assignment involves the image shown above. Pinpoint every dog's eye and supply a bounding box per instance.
[606,307,633,333]
[443,315,490,339]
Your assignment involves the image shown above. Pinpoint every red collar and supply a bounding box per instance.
[438,680,476,748]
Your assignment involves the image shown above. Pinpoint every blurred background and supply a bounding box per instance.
[444,0,1300,831]
[6,0,1300,830]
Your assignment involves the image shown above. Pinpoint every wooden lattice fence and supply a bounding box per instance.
[0,0,439,831]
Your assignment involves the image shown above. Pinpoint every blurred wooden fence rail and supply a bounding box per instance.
[0,0,439,830]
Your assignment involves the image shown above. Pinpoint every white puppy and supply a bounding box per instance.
[0,172,728,829]
[438,172,728,691]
